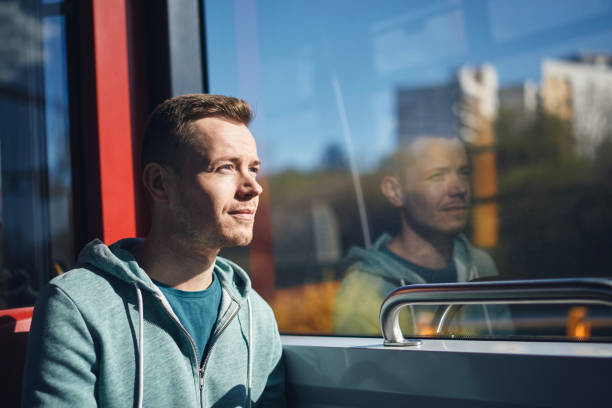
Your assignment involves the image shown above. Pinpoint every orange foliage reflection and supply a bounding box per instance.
[271,280,340,334]
[566,306,591,339]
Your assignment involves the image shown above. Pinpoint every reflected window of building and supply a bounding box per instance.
[0,1,73,308]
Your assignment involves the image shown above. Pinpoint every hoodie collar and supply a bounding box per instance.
[346,233,475,283]
[76,239,154,290]
[76,238,252,301]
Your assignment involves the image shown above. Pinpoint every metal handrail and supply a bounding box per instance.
[380,278,612,346]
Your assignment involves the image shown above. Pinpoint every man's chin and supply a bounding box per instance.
[440,223,467,237]
[431,218,467,237]
[174,228,253,250]
[228,238,253,248]
[221,233,253,248]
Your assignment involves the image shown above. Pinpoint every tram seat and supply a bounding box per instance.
[0,306,33,408]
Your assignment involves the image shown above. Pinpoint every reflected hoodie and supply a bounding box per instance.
[22,239,285,408]
[332,233,500,335]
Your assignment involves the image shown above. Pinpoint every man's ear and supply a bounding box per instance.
[142,162,173,203]
[381,176,403,207]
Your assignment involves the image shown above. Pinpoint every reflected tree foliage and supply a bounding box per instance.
[493,107,612,278]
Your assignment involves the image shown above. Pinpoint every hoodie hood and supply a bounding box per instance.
[345,233,478,284]
[77,238,153,291]
[76,238,252,301]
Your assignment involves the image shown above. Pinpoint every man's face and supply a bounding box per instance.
[397,137,471,237]
[167,117,262,249]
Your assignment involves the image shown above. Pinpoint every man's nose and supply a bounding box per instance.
[238,171,263,198]
[448,173,469,196]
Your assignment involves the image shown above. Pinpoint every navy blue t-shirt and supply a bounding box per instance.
[382,245,457,283]
[154,273,222,363]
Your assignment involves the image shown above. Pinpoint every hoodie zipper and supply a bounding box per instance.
[198,304,241,406]
[153,295,209,406]
[199,367,205,404]
[156,294,242,408]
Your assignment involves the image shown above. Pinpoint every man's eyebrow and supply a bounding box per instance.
[423,166,450,173]
[209,157,261,166]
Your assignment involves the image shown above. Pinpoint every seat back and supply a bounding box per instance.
[0,307,33,408]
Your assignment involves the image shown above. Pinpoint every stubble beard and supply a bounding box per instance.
[401,208,466,243]
[214,222,254,248]
[173,213,254,251]
[170,191,257,251]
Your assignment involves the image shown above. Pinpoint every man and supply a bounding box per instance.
[22,94,285,407]
[333,136,499,335]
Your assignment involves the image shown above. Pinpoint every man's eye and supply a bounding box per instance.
[459,168,471,178]
[250,167,260,175]
[218,164,234,172]
[427,173,443,181]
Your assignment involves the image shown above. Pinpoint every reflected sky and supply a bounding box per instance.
[0,3,74,304]
[205,0,612,173]
[43,15,70,182]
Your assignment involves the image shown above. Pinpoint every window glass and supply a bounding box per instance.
[0,1,73,308]
[204,0,612,339]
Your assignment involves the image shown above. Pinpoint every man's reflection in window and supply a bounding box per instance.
[333,135,499,335]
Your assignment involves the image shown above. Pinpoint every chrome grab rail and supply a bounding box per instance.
[380,278,612,347]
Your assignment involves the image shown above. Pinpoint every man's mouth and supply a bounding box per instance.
[228,208,256,221]
[442,205,467,211]
[441,203,468,214]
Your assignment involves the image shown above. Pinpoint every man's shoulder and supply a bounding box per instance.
[341,239,425,285]
[333,267,388,335]
[341,237,395,279]
[43,265,126,307]
[336,266,394,305]
[471,247,498,277]
[49,265,109,290]
[454,235,498,278]
[335,241,411,305]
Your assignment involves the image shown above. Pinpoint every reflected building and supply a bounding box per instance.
[499,80,538,116]
[541,54,612,158]
[397,65,498,144]
[397,65,499,248]
[397,81,462,144]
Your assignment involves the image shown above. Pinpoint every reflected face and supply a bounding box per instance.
[398,137,471,237]
[167,117,263,249]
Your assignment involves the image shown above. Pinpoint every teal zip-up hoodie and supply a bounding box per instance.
[332,233,503,335]
[22,239,285,407]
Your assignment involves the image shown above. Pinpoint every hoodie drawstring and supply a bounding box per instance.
[247,296,253,408]
[132,281,250,408]
[134,283,144,408]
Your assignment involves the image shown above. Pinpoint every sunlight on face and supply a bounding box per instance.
[399,137,471,236]
[168,117,263,250]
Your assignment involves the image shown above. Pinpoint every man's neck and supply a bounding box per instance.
[131,234,219,292]
[387,224,454,270]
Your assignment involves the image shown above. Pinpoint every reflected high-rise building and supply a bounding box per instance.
[541,54,612,158]
[397,65,498,145]
[499,81,539,116]
[397,81,462,144]
[397,65,499,248]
